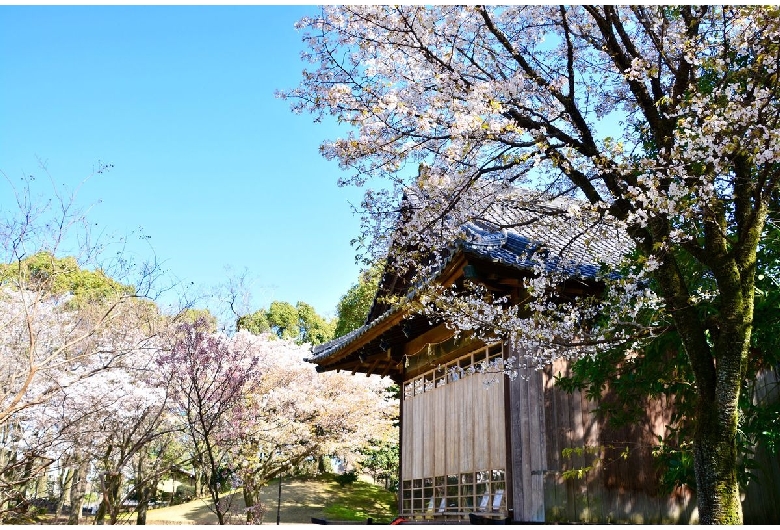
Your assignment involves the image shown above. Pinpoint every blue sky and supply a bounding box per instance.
[0,5,368,320]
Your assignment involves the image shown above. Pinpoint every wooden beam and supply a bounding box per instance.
[403,324,454,358]
[437,254,468,288]
[366,357,381,377]
[381,362,394,378]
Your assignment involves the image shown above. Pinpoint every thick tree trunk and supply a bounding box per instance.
[53,467,73,523]
[95,472,121,525]
[242,475,266,524]
[135,482,154,525]
[67,460,89,525]
[694,394,743,524]
[194,470,202,498]
[653,242,754,524]
[656,239,753,524]
[674,327,748,524]
[136,501,148,525]
[95,498,106,525]
[243,483,256,524]
[693,287,753,524]
[106,472,122,525]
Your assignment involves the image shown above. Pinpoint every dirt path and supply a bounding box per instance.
[143,476,393,525]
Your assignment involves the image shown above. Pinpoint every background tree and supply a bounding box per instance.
[295,301,335,345]
[333,263,382,338]
[266,301,299,340]
[358,439,399,492]
[235,310,271,336]
[284,6,780,523]
[0,170,164,522]
[238,300,335,345]
[177,308,219,332]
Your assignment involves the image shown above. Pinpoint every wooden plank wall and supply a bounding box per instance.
[401,371,506,482]
[402,351,778,523]
[742,366,780,523]
[540,358,698,523]
[539,361,779,523]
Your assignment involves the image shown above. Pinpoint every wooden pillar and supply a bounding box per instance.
[508,344,547,522]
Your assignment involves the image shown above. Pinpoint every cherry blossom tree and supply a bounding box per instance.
[157,318,260,525]
[0,291,174,524]
[56,315,173,525]
[283,6,780,524]
[224,331,396,523]
[0,169,167,521]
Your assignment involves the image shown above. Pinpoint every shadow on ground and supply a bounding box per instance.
[144,475,396,525]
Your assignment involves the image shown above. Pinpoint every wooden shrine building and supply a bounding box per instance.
[307,203,779,524]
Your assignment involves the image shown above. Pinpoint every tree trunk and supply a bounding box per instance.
[95,472,121,525]
[691,295,752,524]
[34,470,47,500]
[67,460,89,525]
[242,475,266,524]
[211,487,226,525]
[317,455,331,474]
[194,470,202,498]
[15,457,36,515]
[136,482,154,526]
[136,501,148,526]
[135,450,152,525]
[653,242,755,524]
[54,467,73,523]
[95,498,106,525]
[243,482,256,524]
[106,472,122,525]
[694,393,743,524]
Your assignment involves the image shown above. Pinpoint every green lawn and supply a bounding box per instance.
[143,474,397,525]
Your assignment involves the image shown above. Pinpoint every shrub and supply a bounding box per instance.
[175,485,196,503]
[334,470,358,487]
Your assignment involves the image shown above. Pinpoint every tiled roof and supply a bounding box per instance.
[308,196,631,364]
[308,304,402,362]
[472,194,631,268]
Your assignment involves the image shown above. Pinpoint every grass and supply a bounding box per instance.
[321,475,396,522]
[143,474,397,525]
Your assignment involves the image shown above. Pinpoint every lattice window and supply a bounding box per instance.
[402,343,504,399]
[401,469,507,519]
